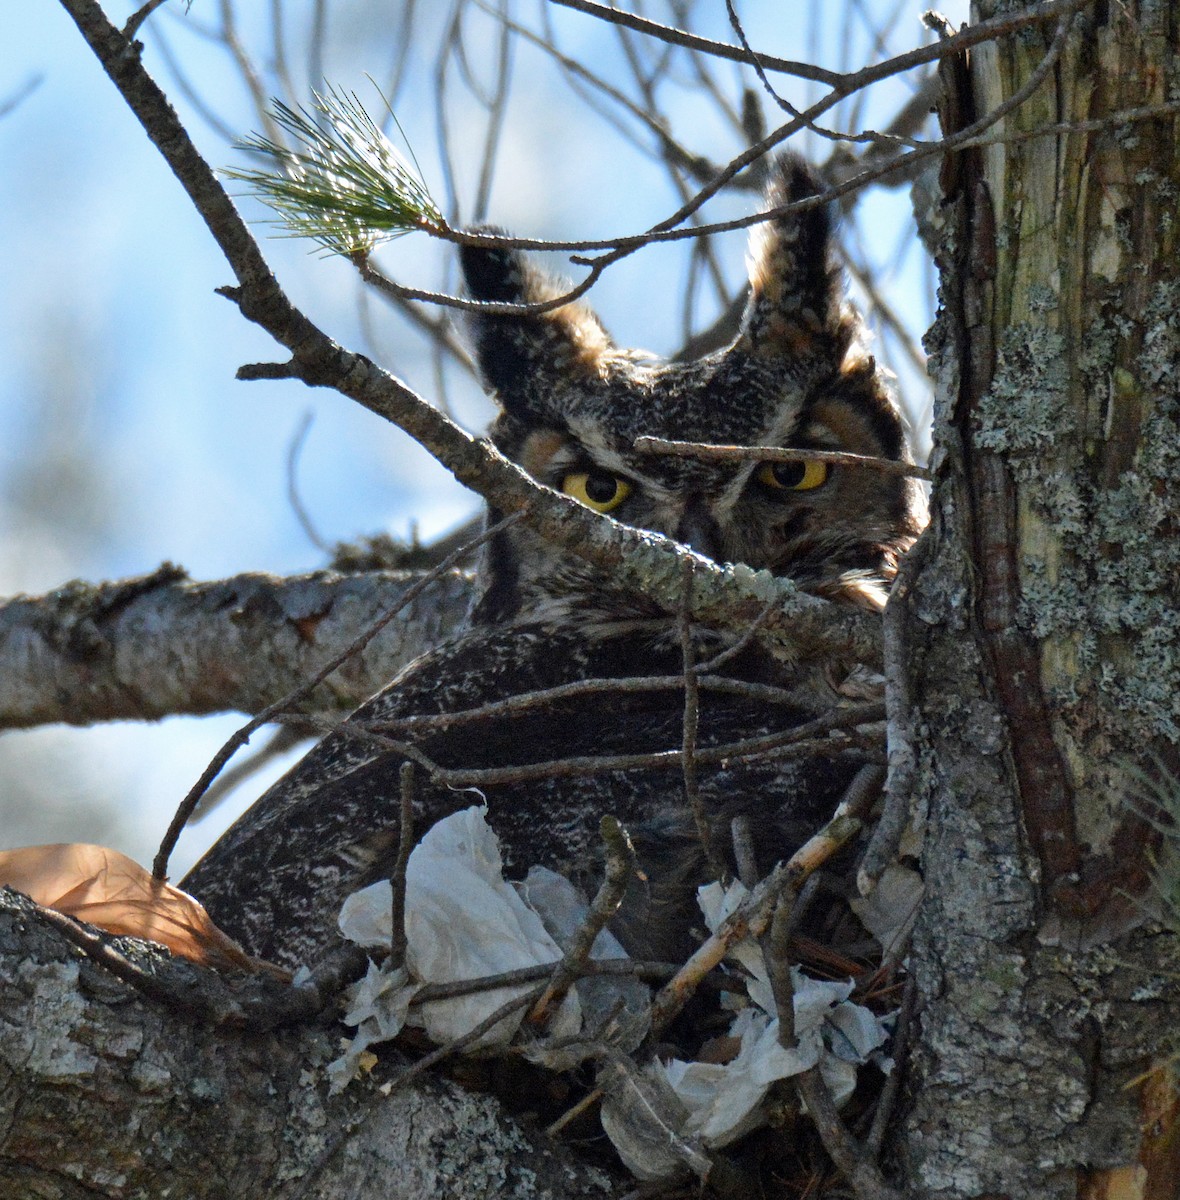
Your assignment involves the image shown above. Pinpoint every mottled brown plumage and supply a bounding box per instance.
[183,155,924,969]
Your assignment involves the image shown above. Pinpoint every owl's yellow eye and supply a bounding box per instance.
[756,458,829,492]
[561,470,632,513]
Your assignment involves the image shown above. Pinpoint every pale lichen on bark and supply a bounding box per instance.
[899,1,1180,1194]
[0,889,618,1200]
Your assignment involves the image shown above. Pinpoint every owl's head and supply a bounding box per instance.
[460,155,926,626]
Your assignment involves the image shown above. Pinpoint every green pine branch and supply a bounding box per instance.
[226,85,443,256]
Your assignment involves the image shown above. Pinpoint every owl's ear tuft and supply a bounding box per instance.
[738,153,857,367]
[459,229,613,405]
[459,230,529,304]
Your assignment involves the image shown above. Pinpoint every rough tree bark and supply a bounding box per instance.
[0,888,618,1200]
[0,567,472,727]
[901,2,1180,1196]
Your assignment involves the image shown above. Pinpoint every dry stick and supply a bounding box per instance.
[545,1084,605,1138]
[866,973,918,1156]
[388,761,416,969]
[549,0,841,85]
[679,559,727,882]
[857,535,929,896]
[635,436,933,481]
[793,1065,903,1200]
[696,598,778,673]
[24,896,371,1032]
[365,670,812,738]
[388,983,547,1095]
[411,957,681,1006]
[763,871,824,1052]
[646,788,875,1040]
[335,700,885,791]
[527,816,637,1027]
[765,894,799,1051]
[151,512,523,879]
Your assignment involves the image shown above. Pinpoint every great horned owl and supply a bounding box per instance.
[183,156,925,969]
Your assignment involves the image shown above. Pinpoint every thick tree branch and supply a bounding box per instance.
[0,890,618,1199]
[0,567,473,729]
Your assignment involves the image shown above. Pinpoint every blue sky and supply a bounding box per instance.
[1,0,963,876]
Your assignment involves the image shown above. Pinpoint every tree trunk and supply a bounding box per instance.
[901,3,1180,1195]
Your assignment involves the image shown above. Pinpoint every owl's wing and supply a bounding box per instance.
[182,621,614,966]
[183,619,864,969]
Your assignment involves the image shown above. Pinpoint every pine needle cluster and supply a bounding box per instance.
[226,85,442,255]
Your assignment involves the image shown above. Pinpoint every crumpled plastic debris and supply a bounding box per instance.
[326,961,418,1093]
[329,807,640,1090]
[601,879,893,1170]
[515,866,651,1066]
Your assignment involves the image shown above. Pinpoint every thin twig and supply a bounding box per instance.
[857,535,929,895]
[335,700,885,791]
[866,973,918,1155]
[679,559,726,881]
[527,816,637,1026]
[411,956,681,1005]
[285,410,331,553]
[646,787,875,1040]
[731,816,759,889]
[764,872,823,1052]
[635,436,933,481]
[545,1085,604,1138]
[389,762,416,968]
[388,984,547,1093]
[122,0,167,40]
[366,671,810,737]
[551,0,1076,90]
[794,1065,903,1200]
[152,512,523,879]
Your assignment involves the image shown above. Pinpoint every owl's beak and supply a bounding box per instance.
[674,499,723,561]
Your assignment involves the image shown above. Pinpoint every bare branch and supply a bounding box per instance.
[151,515,522,880]
[527,815,637,1027]
[0,566,473,729]
[389,761,417,969]
[635,436,933,480]
[547,0,847,86]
